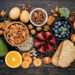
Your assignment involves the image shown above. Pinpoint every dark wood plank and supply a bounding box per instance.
[0,0,75,75]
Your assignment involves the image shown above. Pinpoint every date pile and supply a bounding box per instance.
[31,10,46,24]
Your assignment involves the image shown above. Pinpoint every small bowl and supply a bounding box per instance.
[29,8,48,26]
[4,22,29,46]
[51,17,73,40]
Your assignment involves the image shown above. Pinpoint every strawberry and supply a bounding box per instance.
[35,40,42,47]
[45,32,51,39]
[49,37,56,44]
[38,46,44,53]
[46,44,54,51]
[36,32,45,41]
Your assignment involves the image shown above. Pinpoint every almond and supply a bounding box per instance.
[51,9,56,14]
[55,6,59,12]
[53,14,58,17]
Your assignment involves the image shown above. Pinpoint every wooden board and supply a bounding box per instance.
[0,0,75,75]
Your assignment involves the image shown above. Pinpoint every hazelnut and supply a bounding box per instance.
[43,25,50,31]
[30,29,36,35]
[36,26,42,31]
[28,24,33,30]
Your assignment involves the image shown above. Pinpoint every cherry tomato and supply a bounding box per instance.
[43,57,51,64]
[73,21,75,29]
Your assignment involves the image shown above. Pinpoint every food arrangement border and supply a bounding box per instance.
[0,1,75,75]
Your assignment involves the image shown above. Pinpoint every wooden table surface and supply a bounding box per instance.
[0,0,75,75]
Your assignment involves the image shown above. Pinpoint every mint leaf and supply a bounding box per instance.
[62,28,65,34]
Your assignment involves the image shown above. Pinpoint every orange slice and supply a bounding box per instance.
[22,52,31,59]
[21,61,30,69]
[5,51,22,68]
[43,57,51,64]
[24,56,32,64]
[33,58,42,67]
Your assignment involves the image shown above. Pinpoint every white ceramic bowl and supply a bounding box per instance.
[29,8,48,26]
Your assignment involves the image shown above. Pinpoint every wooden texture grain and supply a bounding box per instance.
[0,0,75,75]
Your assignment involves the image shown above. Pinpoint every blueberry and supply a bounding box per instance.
[65,21,68,24]
[52,28,55,31]
[54,24,56,26]
[58,21,61,26]
[67,31,70,34]
[54,30,58,33]
[65,28,68,31]
[66,33,69,36]
[55,22,58,24]
[55,34,58,37]
[67,25,70,28]
[64,24,67,27]
[60,26,63,29]
[58,28,62,32]
[62,21,65,24]
[55,26,58,29]
[58,35,62,38]
[60,33,64,36]
[63,35,66,38]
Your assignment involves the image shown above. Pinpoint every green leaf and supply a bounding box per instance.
[59,7,70,18]
[62,28,65,34]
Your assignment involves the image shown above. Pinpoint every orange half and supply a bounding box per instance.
[5,51,22,68]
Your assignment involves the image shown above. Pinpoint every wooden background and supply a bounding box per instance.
[0,0,75,75]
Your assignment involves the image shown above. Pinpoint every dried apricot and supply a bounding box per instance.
[33,58,42,67]
[21,61,30,69]
[22,52,31,58]
[24,56,32,64]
